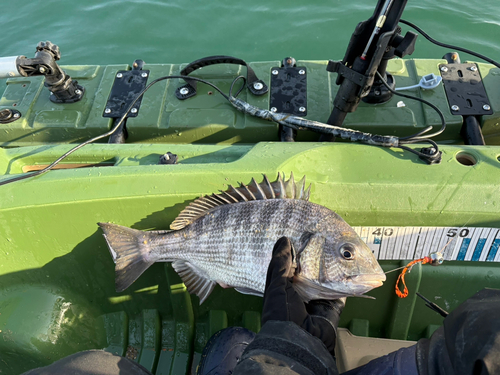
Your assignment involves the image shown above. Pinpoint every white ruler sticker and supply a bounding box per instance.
[353,226,500,262]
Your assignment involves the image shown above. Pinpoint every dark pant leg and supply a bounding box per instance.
[197,327,256,375]
[343,345,418,375]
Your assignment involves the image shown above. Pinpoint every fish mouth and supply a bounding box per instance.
[349,273,386,288]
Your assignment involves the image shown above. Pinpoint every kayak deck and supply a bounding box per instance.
[1,142,500,373]
[1,59,499,147]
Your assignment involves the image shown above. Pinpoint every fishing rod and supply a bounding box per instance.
[360,0,396,60]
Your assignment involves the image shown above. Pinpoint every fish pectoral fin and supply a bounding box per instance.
[234,287,264,297]
[171,260,216,304]
[293,275,355,302]
[354,294,376,300]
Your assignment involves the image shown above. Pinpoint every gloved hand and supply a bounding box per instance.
[262,236,345,356]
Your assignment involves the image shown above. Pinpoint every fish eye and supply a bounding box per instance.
[340,244,355,260]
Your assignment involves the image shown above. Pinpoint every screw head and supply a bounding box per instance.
[299,106,306,113]
[130,108,138,114]
[270,107,277,112]
[253,82,264,90]
[116,73,123,78]
[0,109,13,121]
[374,90,381,96]
[39,66,47,74]
[483,104,491,111]
[105,108,111,114]
[13,113,20,118]
[179,87,189,95]
[469,66,478,72]
[141,72,148,78]
[299,69,305,75]
[272,70,279,75]
[440,66,448,72]
[75,89,82,95]
[451,105,460,111]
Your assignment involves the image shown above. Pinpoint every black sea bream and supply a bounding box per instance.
[99,173,386,304]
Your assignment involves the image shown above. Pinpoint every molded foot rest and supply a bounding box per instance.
[335,328,417,373]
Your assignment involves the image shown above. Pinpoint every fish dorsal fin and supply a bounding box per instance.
[171,260,216,304]
[170,173,311,230]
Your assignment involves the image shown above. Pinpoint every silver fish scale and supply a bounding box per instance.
[150,198,323,293]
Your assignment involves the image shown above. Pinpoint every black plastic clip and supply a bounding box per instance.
[175,55,268,100]
[327,60,369,89]
[159,152,178,165]
[419,146,442,165]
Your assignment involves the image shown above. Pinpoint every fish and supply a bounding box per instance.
[98,173,386,304]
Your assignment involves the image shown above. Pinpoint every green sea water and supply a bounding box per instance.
[1,0,499,66]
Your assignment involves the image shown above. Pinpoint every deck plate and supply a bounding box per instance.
[440,63,493,116]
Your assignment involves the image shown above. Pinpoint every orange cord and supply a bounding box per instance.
[395,256,431,298]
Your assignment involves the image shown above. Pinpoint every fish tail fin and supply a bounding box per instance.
[98,222,156,292]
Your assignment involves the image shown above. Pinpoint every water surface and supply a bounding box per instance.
[1,1,499,66]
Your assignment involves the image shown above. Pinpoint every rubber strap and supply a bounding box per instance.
[175,55,268,100]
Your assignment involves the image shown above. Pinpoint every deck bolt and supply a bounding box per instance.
[451,105,459,111]
[130,108,138,114]
[272,70,279,75]
[75,89,82,95]
[270,107,277,112]
[299,69,305,75]
[374,90,381,96]
[141,72,148,78]
[116,73,123,78]
[440,66,448,72]
[483,104,491,111]
[179,87,189,95]
[299,106,306,112]
[13,113,20,118]
[469,66,478,72]
[253,82,264,90]
[105,108,111,114]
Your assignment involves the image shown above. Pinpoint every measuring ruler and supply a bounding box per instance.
[353,226,500,262]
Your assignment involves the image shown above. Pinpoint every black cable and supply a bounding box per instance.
[400,19,500,70]
[0,75,230,186]
[375,71,446,141]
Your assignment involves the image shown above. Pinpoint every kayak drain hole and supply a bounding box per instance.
[455,152,477,166]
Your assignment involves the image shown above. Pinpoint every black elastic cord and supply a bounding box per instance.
[400,19,500,70]
[229,75,247,98]
[0,75,230,186]
[398,139,439,160]
[375,71,446,141]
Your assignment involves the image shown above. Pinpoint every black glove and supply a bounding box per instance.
[262,236,345,356]
[416,288,500,375]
